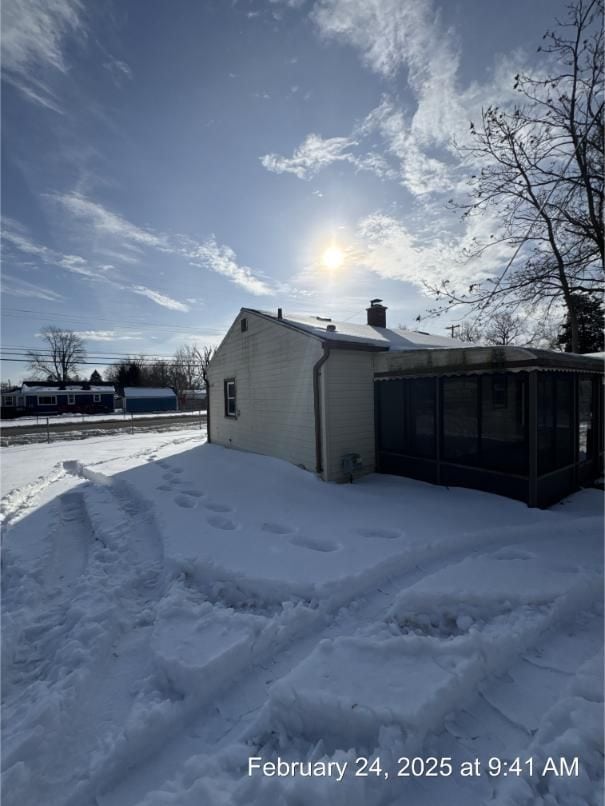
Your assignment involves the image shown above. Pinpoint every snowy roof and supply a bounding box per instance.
[123,387,176,398]
[23,385,110,394]
[246,309,468,351]
[374,345,605,378]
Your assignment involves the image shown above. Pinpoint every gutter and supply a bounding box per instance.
[206,379,211,443]
[313,343,330,474]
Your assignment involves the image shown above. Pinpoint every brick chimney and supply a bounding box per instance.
[366,299,387,328]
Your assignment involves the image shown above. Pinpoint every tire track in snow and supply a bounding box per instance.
[97,521,597,806]
[114,584,602,806]
[3,463,168,806]
[41,491,91,589]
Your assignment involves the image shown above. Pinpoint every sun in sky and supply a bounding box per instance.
[321,244,345,270]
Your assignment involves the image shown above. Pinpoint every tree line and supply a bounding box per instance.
[26,326,215,390]
[104,345,215,391]
[441,295,603,351]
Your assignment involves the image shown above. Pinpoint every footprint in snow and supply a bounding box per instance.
[204,502,233,513]
[182,489,204,498]
[261,522,295,535]
[207,515,237,531]
[174,493,197,509]
[169,467,184,474]
[356,527,401,540]
[290,535,339,553]
[156,484,173,492]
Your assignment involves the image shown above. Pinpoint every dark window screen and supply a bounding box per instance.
[406,378,436,458]
[377,380,405,453]
[538,373,573,474]
[480,374,527,473]
[442,377,479,464]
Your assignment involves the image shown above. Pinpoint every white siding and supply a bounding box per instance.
[321,350,376,481]
[207,311,322,471]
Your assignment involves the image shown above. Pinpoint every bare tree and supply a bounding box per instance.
[191,345,216,389]
[172,345,204,392]
[483,312,525,345]
[27,327,87,382]
[430,0,604,352]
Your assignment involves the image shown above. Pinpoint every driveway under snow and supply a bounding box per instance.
[1,431,603,806]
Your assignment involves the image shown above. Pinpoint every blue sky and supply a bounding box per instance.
[1,0,567,381]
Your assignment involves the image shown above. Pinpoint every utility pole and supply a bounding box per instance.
[446,324,460,339]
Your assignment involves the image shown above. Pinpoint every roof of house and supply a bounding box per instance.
[21,380,115,388]
[245,309,468,351]
[22,385,111,394]
[123,387,176,398]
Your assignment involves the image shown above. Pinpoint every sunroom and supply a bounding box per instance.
[374,346,604,507]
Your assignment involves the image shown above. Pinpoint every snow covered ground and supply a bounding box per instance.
[2,431,603,806]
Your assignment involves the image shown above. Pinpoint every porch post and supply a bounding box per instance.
[435,376,441,486]
[528,371,538,507]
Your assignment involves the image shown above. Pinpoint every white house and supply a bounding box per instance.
[207,301,604,506]
[207,301,464,483]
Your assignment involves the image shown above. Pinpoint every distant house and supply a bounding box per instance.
[3,382,115,417]
[179,389,207,411]
[207,301,604,507]
[122,387,178,414]
[1,386,21,418]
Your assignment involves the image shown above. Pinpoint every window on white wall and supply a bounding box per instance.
[224,379,236,417]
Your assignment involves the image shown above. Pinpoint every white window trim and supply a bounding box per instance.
[37,395,57,406]
[93,393,101,403]
[224,379,237,418]
[3,396,14,406]
[67,394,76,405]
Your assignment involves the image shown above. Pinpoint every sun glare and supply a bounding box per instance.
[321,245,344,270]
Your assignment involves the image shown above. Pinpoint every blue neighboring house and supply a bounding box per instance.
[6,381,116,417]
[122,387,178,414]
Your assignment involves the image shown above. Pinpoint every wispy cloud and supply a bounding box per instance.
[49,193,274,297]
[130,286,190,312]
[73,330,144,342]
[356,97,456,195]
[185,237,274,296]
[352,210,513,291]
[260,132,396,181]
[1,274,65,302]
[1,218,190,312]
[103,57,133,86]
[50,192,166,249]
[1,0,84,111]
[262,0,527,202]
[261,134,358,179]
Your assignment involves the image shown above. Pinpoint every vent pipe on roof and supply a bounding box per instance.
[277,308,283,320]
[366,299,387,328]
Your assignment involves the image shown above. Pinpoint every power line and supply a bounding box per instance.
[1,307,226,335]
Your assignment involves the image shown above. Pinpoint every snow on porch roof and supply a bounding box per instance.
[246,309,467,351]
[123,387,176,398]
